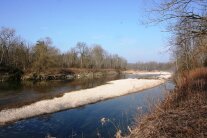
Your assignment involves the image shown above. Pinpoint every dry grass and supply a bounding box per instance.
[127,68,207,138]
[174,67,207,89]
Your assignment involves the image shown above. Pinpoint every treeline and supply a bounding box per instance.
[0,27,127,74]
[127,62,173,71]
[149,0,207,73]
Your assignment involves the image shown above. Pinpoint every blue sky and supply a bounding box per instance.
[0,0,170,63]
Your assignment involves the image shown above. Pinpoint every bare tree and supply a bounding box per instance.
[145,0,207,71]
[0,27,16,65]
[63,48,78,67]
[75,42,88,68]
[91,45,105,69]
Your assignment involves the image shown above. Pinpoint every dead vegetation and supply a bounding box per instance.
[128,68,207,138]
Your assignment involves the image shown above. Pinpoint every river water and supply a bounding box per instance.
[0,74,174,138]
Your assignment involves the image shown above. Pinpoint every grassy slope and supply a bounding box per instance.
[128,68,207,138]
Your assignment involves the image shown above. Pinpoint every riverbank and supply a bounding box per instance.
[127,68,207,138]
[22,68,122,81]
[0,72,171,125]
[0,67,121,82]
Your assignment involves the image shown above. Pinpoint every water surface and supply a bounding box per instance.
[0,75,122,110]
[0,74,174,137]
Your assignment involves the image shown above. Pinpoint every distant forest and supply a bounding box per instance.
[127,62,173,71]
[0,27,127,73]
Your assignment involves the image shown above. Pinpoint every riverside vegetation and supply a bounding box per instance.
[127,68,207,138]
[125,0,207,138]
[0,28,127,81]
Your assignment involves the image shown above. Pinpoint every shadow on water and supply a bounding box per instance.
[0,74,122,110]
[0,79,174,138]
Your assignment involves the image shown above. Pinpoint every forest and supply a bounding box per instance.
[0,27,127,80]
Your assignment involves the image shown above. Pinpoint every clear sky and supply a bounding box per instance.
[0,0,170,63]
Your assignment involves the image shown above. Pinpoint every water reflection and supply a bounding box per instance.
[0,74,122,110]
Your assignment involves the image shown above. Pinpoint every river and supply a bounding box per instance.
[0,74,174,138]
